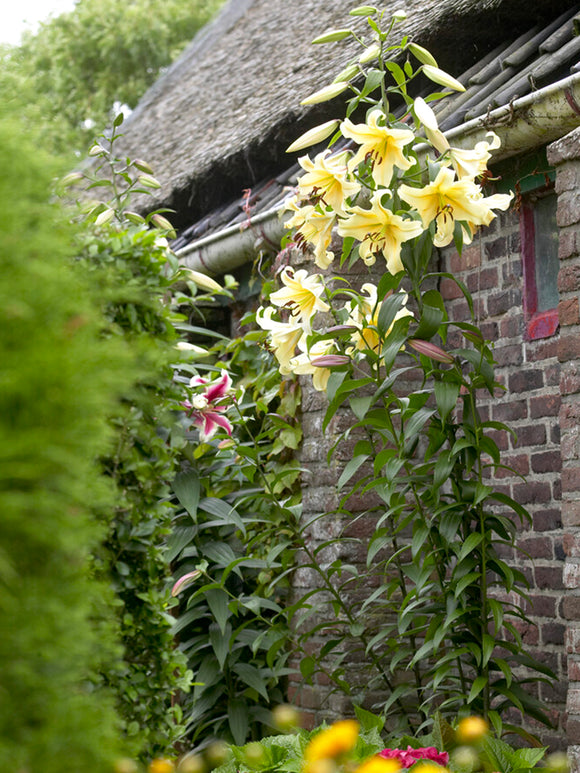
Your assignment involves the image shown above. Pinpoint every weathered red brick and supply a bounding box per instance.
[509,369,544,393]
[515,423,547,447]
[535,565,564,589]
[563,500,580,527]
[558,228,580,260]
[558,261,580,293]
[493,400,528,422]
[557,191,580,228]
[440,277,463,300]
[559,297,580,326]
[561,362,580,395]
[562,467,580,493]
[531,451,562,474]
[559,334,580,363]
[513,481,552,504]
[519,535,553,559]
[565,562,580,589]
[530,393,561,418]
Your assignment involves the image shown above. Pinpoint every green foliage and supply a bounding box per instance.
[171,333,302,745]
[70,120,198,756]
[1,0,223,153]
[0,117,126,771]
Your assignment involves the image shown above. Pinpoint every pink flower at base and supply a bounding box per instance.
[182,370,233,441]
[379,747,449,769]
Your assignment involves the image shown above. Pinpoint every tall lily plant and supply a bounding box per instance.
[254,5,553,737]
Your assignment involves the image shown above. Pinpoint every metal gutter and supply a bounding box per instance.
[177,71,580,276]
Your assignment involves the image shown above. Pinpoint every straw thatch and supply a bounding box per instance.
[118,0,572,227]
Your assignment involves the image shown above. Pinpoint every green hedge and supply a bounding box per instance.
[0,118,127,772]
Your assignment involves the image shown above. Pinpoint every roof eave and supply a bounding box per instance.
[177,71,580,276]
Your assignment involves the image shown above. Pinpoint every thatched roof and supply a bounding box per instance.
[118,0,573,229]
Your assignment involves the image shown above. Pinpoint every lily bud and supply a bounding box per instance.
[151,213,177,238]
[133,158,154,174]
[125,211,146,225]
[286,120,340,153]
[138,173,162,189]
[175,342,209,356]
[392,9,407,21]
[359,43,381,64]
[311,355,350,367]
[88,143,104,157]
[61,171,84,187]
[414,97,439,131]
[312,28,352,44]
[334,63,359,82]
[94,207,115,226]
[301,81,350,105]
[349,5,377,16]
[423,65,466,92]
[187,270,223,293]
[408,339,454,363]
[408,42,438,67]
[171,570,202,597]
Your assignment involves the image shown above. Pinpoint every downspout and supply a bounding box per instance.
[177,71,580,276]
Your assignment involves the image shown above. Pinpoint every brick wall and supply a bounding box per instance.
[439,202,565,747]
[547,126,580,764]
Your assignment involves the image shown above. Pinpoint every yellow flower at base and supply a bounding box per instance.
[297,151,360,214]
[148,759,175,773]
[305,720,359,765]
[337,191,423,272]
[412,764,449,773]
[341,110,415,188]
[456,716,489,744]
[269,268,330,333]
[355,756,402,773]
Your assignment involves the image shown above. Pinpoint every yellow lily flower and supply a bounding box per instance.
[341,109,415,187]
[346,283,413,353]
[285,197,336,269]
[297,150,360,214]
[256,306,305,374]
[399,166,511,248]
[289,338,338,392]
[337,190,424,272]
[269,267,330,332]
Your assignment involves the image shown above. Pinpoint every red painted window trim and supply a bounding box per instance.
[519,195,559,341]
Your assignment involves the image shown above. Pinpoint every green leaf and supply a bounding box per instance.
[233,663,270,701]
[338,454,369,490]
[467,674,487,703]
[414,304,444,340]
[434,380,460,423]
[354,705,385,732]
[205,588,230,634]
[228,698,250,745]
[172,469,200,518]
[457,532,483,563]
[300,656,315,680]
[210,623,232,669]
[377,292,407,335]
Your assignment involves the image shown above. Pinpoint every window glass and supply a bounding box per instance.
[533,194,559,313]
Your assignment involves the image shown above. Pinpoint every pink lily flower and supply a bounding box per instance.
[182,370,233,441]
